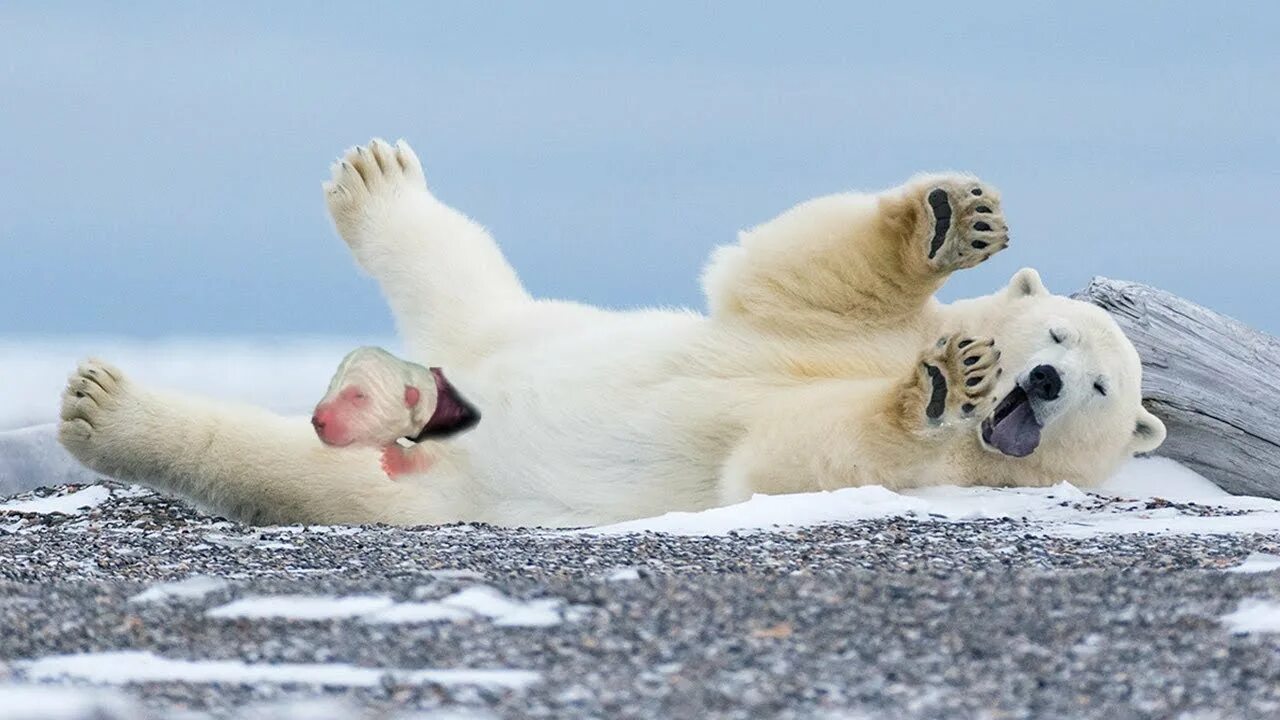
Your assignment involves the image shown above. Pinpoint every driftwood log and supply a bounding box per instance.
[1076,278,1280,499]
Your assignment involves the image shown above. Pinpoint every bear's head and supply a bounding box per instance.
[964,268,1165,481]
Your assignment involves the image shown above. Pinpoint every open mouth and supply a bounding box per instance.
[980,386,1042,457]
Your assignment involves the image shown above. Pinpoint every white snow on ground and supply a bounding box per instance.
[0,485,111,514]
[1228,553,1280,574]
[605,567,642,582]
[208,595,395,620]
[1221,599,1280,634]
[0,684,137,720]
[587,458,1280,538]
[422,586,565,627]
[129,576,230,604]
[16,651,541,689]
[1097,456,1230,501]
[205,587,567,627]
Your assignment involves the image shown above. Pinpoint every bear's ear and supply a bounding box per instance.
[1006,267,1049,299]
[1131,406,1166,454]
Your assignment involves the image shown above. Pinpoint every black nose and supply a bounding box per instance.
[1028,364,1062,401]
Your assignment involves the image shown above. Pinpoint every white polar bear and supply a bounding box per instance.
[57,139,1165,527]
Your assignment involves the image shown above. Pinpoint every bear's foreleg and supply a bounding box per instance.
[704,174,1009,333]
[718,334,1001,503]
[325,140,531,367]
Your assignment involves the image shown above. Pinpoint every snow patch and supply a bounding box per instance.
[0,485,111,515]
[1221,599,1280,634]
[1098,456,1230,502]
[1227,553,1280,574]
[429,586,564,628]
[17,651,540,689]
[206,587,567,627]
[208,595,395,620]
[588,459,1280,537]
[605,567,642,582]
[129,575,229,604]
[0,684,137,720]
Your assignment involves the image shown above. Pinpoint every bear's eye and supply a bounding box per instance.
[1093,380,1108,397]
[1050,330,1065,344]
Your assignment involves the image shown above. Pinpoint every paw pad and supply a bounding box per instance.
[920,177,1009,273]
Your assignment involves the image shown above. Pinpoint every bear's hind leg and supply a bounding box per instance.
[58,359,462,525]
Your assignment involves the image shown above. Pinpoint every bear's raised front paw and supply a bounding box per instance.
[324,138,430,253]
[918,335,1001,427]
[918,176,1009,273]
[58,359,136,473]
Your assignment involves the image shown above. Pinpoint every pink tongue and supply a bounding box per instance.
[989,401,1041,458]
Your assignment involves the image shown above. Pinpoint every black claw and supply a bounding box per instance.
[972,240,989,249]
[961,403,976,414]
[965,376,983,387]
[963,355,979,366]
[975,205,992,213]
[958,339,974,349]
[974,221,992,232]
[971,188,983,196]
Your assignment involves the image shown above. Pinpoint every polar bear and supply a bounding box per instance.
[311,346,479,478]
[58,139,1165,527]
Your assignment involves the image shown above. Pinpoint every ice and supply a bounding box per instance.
[1220,599,1280,634]
[17,650,541,689]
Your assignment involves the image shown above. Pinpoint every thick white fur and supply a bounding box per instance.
[58,139,1164,527]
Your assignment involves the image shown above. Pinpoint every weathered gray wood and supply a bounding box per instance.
[1075,278,1280,499]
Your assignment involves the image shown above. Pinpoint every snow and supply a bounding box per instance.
[587,458,1280,538]
[1227,553,1280,574]
[129,575,230,604]
[207,595,395,620]
[427,586,564,627]
[1220,599,1280,634]
[605,567,642,582]
[0,485,111,515]
[0,685,137,720]
[205,587,566,627]
[17,651,540,689]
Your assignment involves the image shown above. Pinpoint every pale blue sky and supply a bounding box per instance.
[2,2,1277,336]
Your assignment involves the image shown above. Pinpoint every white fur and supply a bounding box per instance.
[58,140,1164,527]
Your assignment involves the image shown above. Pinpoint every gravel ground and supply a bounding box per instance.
[1,483,1279,719]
